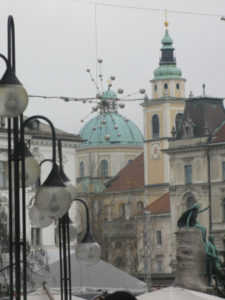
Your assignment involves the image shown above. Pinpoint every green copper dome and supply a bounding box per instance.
[154,65,182,79]
[79,112,143,147]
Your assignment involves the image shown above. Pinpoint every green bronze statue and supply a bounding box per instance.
[205,234,223,288]
[177,203,209,228]
[177,203,209,242]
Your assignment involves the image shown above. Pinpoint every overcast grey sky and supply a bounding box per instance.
[1,0,225,134]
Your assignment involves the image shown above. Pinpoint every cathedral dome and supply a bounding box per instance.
[79,112,143,147]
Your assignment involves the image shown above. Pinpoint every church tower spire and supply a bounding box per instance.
[142,18,186,205]
[151,19,186,99]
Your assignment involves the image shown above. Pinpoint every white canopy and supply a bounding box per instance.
[33,250,147,295]
[27,288,84,300]
[137,286,221,300]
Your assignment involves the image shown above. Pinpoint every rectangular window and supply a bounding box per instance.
[156,230,162,245]
[31,228,41,246]
[0,162,7,188]
[185,165,192,184]
[157,260,163,273]
[223,162,225,181]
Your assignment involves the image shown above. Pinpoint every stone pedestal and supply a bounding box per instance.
[173,228,209,292]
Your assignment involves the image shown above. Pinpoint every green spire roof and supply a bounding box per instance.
[152,28,184,81]
[161,29,173,48]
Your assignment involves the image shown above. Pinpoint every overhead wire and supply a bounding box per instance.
[72,0,224,19]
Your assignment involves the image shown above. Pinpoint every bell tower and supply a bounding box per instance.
[143,20,186,204]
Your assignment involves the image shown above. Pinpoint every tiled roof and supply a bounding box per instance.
[210,120,225,144]
[103,153,144,192]
[138,192,170,215]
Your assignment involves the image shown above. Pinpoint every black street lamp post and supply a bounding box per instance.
[1,14,101,300]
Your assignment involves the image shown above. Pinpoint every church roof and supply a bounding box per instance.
[103,152,144,192]
[79,111,143,148]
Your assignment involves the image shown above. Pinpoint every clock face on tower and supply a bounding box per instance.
[151,143,160,159]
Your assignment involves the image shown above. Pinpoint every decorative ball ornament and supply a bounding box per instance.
[101,119,106,125]
[104,134,110,141]
[81,120,84,123]
[114,125,118,130]
[110,76,116,81]
[97,58,103,63]
[86,69,90,72]
[119,103,125,109]
[139,88,146,94]
[117,88,124,94]
[92,106,98,112]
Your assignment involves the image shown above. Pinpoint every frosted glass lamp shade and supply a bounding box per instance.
[29,205,53,228]
[55,222,77,243]
[0,84,28,117]
[34,186,71,218]
[65,182,77,200]
[5,156,40,187]
[76,241,101,266]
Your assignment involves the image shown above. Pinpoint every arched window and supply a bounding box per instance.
[164,83,168,90]
[137,201,144,212]
[154,84,157,91]
[176,83,180,90]
[152,114,160,138]
[80,161,85,177]
[175,113,183,132]
[186,196,196,209]
[115,241,122,249]
[114,256,125,268]
[120,203,126,217]
[100,159,108,177]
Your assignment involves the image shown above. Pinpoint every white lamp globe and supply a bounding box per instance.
[29,205,53,228]
[5,146,40,187]
[55,220,78,244]
[34,186,71,219]
[34,164,72,218]
[59,167,77,200]
[76,232,101,266]
[0,60,28,117]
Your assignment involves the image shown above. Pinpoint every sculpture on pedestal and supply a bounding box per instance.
[176,203,225,294]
